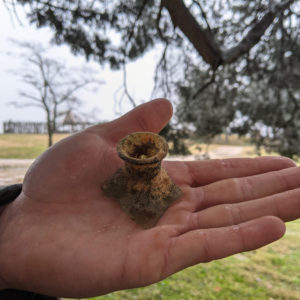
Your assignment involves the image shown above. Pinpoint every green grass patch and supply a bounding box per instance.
[0,134,68,158]
[66,220,300,300]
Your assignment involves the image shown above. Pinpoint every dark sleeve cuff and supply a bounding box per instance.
[0,289,58,299]
[0,184,23,206]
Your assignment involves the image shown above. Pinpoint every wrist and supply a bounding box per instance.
[0,275,7,291]
[0,206,5,218]
[0,184,23,290]
[0,211,9,291]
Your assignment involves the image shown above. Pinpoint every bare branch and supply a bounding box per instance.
[55,77,100,104]
[192,0,211,32]
[18,91,41,102]
[151,42,172,98]
[156,0,167,41]
[18,74,43,90]
[287,87,300,122]
[2,0,23,26]
[122,62,137,108]
[192,70,216,99]
[9,101,43,109]
[152,43,167,97]
[126,0,148,45]
[113,85,126,116]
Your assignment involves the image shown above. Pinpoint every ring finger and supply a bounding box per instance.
[186,187,300,230]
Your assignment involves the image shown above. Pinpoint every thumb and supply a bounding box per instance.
[93,98,173,143]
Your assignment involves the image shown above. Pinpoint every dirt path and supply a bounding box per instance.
[209,145,244,159]
[0,159,33,185]
[166,145,245,161]
[0,159,34,167]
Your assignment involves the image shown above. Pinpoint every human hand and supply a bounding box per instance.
[0,99,299,298]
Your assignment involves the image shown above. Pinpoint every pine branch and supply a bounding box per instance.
[162,0,296,69]
[162,0,222,69]
[222,0,296,63]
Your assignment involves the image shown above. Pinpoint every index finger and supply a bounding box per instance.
[164,156,296,187]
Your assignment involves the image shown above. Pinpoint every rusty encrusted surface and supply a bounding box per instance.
[117,131,168,165]
[102,132,183,229]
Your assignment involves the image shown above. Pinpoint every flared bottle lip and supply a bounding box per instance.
[117,132,168,165]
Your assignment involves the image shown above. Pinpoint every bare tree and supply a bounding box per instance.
[10,41,102,146]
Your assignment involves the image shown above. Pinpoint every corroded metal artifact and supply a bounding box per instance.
[102,132,182,229]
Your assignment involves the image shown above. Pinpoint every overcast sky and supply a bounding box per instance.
[0,2,159,133]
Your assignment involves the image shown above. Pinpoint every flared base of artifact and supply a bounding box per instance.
[102,167,182,229]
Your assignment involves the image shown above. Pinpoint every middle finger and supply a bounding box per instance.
[192,166,300,211]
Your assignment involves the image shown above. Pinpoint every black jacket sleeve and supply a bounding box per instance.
[0,184,22,206]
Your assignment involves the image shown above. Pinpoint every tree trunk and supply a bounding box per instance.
[46,113,53,147]
[48,130,53,147]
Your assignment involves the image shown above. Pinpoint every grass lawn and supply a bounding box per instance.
[68,220,300,300]
[0,134,69,158]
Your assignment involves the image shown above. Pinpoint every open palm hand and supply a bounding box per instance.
[0,99,299,298]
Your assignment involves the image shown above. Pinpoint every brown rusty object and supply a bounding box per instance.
[102,132,183,229]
